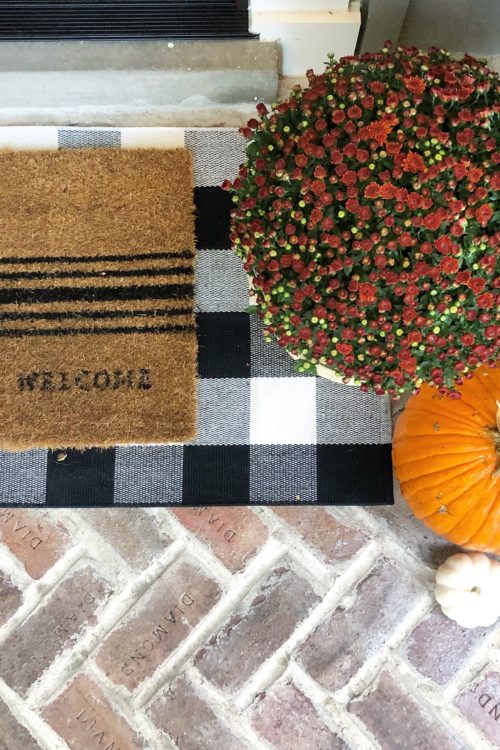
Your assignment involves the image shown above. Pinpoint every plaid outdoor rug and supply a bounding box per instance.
[0,127,393,507]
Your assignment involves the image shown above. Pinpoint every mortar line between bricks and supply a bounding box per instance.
[333,588,434,705]
[287,661,378,750]
[254,508,333,580]
[328,507,402,556]
[0,540,34,590]
[0,543,85,646]
[65,506,231,590]
[83,661,178,750]
[157,509,234,586]
[328,682,386,750]
[133,537,288,709]
[256,506,366,582]
[290,539,380,594]
[284,539,343,586]
[186,666,272,750]
[443,627,500,698]
[377,534,438,582]
[235,542,383,710]
[489,649,500,669]
[259,503,365,552]
[0,678,70,750]
[55,508,152,580]
[388,656,496,750]
[332,505,439,573]
[26,537,187,709]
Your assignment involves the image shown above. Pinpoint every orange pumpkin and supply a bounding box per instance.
[392,363,500,554]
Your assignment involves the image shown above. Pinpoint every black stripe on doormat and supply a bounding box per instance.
[0,250,195,265]
[0,323,196,338]
[46,448,115,506]
[0,266,194,282]
[0,283,194,306]
[0,307,193,322]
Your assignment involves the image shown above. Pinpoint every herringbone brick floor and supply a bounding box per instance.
[0,485,498,749]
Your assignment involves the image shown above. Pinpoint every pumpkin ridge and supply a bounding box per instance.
[397,430,488,440]
[468,495,500,553]
[394,453,488,479]
[418,472,496,529]
[392,454,487,484]
[460,368,500,410]
[404,396,471,418]
[393,436,492,457]
[419,474,493,533]
[437,481,498,541]
[397,408,485,433]
[453,399,496,424]
[439,475,495,514]
[404,393,491,426]
[405,463,492,501]
[458,373,499,422]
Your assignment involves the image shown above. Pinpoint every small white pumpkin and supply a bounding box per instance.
[435,552,500,628]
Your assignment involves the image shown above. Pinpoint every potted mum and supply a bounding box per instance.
[223,43,499,397]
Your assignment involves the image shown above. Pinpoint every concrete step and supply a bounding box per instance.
[0,39,278,124]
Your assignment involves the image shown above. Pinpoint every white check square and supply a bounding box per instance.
[250,377,317,445]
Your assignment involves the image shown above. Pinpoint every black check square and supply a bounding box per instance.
[197,312,251,378]
[182,445,250,504]
[46,448,115,506]
[316,444,393,505]
[194,186,232,249]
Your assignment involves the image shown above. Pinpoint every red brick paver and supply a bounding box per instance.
[403,605,491,685]
[0,566,111,695]
[76,508,171,568]
[348,671,464,750]
[44,674,143,750]
[96,558,221,691]
[195,561,320,691]
[0,698,40,750]
[148,675,247,750]
[0,508,71,579]
[0,571,22,626]
[270,507,368,563]
[298,558,423,691]
[250,677,350,750]
[172,506,268,571]
[456,671,500,746]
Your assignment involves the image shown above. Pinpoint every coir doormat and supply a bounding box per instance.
[0,147,196,450]
[0,128,393,507]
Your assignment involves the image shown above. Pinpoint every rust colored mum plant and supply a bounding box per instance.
[223,43,499,397]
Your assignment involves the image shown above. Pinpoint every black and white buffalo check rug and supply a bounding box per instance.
[0,127,393,507]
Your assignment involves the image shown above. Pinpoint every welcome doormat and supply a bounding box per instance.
[0,147,197,449]
[0,128,393,507]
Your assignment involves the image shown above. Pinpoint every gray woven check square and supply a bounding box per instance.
[190,379,250,445]
[249,445,317,503]
[0,450,47,504]
[250,316,304,378]
[316,380,392,445]
[114,446,183,504]
[58,129,121,149]
[186,128,245,187]
[196,249,249,312]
